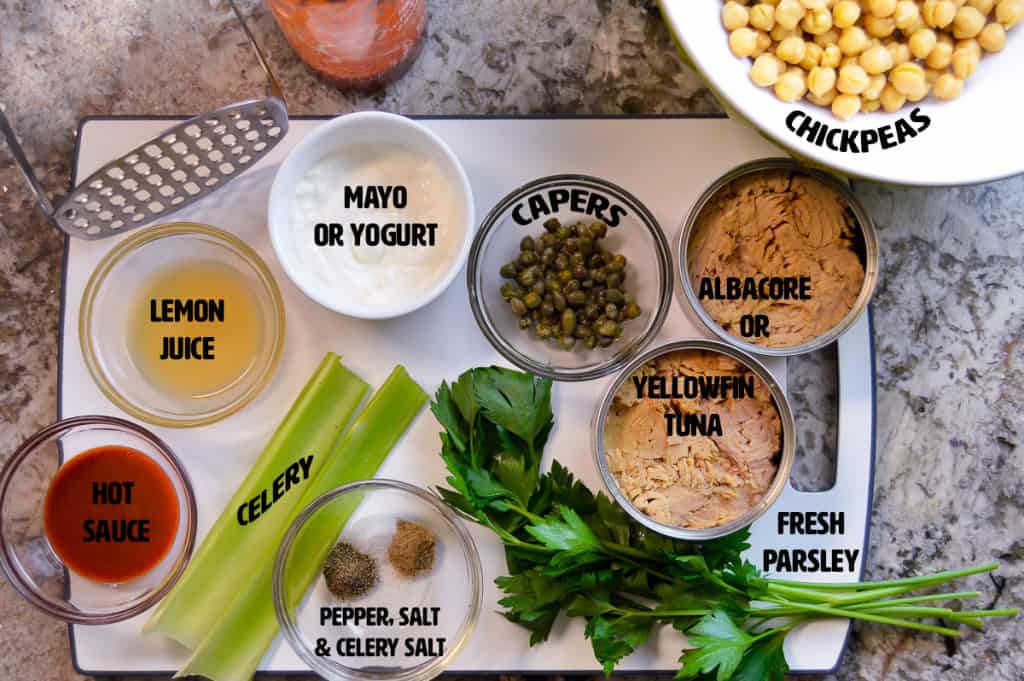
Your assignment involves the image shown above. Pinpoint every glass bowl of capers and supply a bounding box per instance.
[467,174,673,381]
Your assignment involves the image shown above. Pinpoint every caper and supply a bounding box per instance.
[584,335,598,349]
[574,222,589,237]
[564,237,579,253]
[588,253,605,268]
[580,278,594,289]
[524,291,542,309]
[564,279,581,293]
[605,272,622,289]
[554,254,569,270]
[557,269,573,284]
[530,309,541,321]
[605,288,624,304]
[572,264,587,280]
[540,247,556,266]
[536,323,553,339]
[500,262,519,279]
[558,335,576,351]
[575,323,593,338]
[624,302,641,319]
[623,291,635,305]
[541,302,555,318]
[517,267,538,287]
[597,320,619,337]
[556,226,572,240]
[569,252,585,267]
[509,297,527,316]
[589,221,608,239]
[578,237,594,256]
[518,317,532,330]
[500,282,520,299]
[540,232,558,249]
[520,235,536,251]
[592,268,607,284]
[519,250,538,267]
[567,290,587,306]
[561,309,577,336]
[605,303,620,321]
[531,280,545,295]
[584,303,600,321]
[597,335,614,347]
[544,218,560,233]
[552,291,567,311]
[608,254,627,272]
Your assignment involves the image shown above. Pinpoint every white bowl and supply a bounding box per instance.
[660,2,1024,186]
[268,112,475,319]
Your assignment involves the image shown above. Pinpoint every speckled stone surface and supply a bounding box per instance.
[0,1,1020,680]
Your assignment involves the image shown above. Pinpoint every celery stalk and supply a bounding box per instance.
[176,365,427,681]
[144,353,369,649]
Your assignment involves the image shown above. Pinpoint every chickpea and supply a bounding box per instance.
[865,73,888,99]
[808,65,838,94]
[749,54,782,86]
[860,44,895,73]
[839,26,871,54]
[730,27,760,56]
[750,3,777,30]
[777,35,809,62]
[909,27,939,57]
[978,21,1008,51]
[953,6,987,37]
[887,40,913,65]
[771,24,801,40]
[801,41,825,69]
[807,87,838,105]
[800,0,828,10]
[951,42,980,76]
[869,0,898,17]
[821,43,843,67]
[776,0,808,29]
[926,34,955,67]
[967,0,996,14]
[890,61,929,99]
[865,14,897,37]
[754,29,774,55]
[723,1,751,30]
[803,7,834,33]
[894,1,921,29]
[933,72,965,98]
[814,28,842,46]
[833,0,862,28]
[862,98,882,112]
[832,93,863,119]
[996,0,1024,28]
[880,83,908,111]
[923,0,957,28]
[774,68,808,100]
[837,63,871,93]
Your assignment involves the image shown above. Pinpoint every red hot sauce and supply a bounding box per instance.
[43,445,180,583]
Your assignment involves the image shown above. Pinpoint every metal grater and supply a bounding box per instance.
[0,0,288,240]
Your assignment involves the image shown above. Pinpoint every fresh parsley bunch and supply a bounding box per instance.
[432,367,1016,681]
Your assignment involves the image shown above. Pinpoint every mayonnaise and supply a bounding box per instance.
[288,143,465,307]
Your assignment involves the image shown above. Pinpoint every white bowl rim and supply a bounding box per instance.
[268,111,476,319]
[659,0,1024,187]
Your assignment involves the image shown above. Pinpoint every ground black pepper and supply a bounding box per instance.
[323,541,378,600]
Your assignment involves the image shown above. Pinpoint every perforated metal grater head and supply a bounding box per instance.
[0,0,288,240]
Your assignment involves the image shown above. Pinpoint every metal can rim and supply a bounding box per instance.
[591,338,796,541]
[677,158,880,357]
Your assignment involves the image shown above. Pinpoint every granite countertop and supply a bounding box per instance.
[1,1,1020,680]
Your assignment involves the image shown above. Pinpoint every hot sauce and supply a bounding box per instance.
[43,446,180,583]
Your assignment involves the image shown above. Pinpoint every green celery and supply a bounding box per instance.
[176,365,427,681]
[144,353,369,649]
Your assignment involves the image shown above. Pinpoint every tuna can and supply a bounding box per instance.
[677,158,879,357]
[592,339,795,541]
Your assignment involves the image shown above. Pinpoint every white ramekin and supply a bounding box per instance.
[268,112,475,319]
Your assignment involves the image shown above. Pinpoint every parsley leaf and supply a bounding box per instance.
[677,608,753,681]
[731,633,788,681]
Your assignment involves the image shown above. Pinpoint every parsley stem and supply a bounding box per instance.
[766,562,998,591]
[845,591,980,609]
[762,597,963,636]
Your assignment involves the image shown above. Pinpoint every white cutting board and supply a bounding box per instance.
[60,117,875,676]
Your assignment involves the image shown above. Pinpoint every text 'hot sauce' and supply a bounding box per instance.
[43,446,180,583]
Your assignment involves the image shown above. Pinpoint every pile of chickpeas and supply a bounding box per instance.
[722,0,1022,119]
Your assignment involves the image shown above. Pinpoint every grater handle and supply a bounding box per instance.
[227,0,286,104]
[0,108,58,224]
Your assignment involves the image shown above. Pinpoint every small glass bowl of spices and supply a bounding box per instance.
[273,480,482,681]
[468,175,674,381]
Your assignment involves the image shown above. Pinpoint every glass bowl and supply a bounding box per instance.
[80,222,285,427]
[0,415,197,624]
[273,480,482,681]
[592,340,795,541]
[468,174,673,381]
